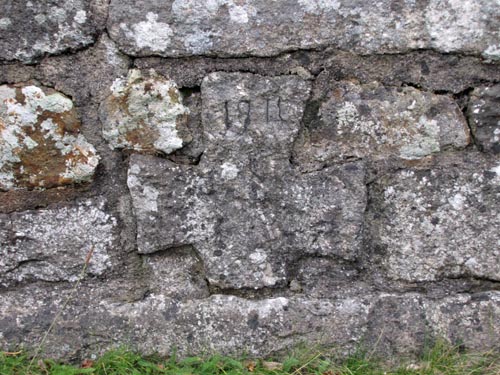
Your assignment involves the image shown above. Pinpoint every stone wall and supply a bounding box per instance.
[1,0,499,361]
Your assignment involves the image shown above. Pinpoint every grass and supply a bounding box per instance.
[1,341,499,375]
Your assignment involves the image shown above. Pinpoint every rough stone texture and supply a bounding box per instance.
[1,0,500,362]
[142,246,210,300]
[0,83,99,190]
[38,35,131,106]
[319,52,500,95]
[128,73,366,289]
[1,284,498,358]
[0,0,108,63]
[424,292,500,352]
[108,0,500,59]
[365,292,500,356]
[0,199,117,287]
[369,153,500,283]
[100,69,191,154]
[468,85,500,154]
[0,281,378,358]
[135,50,500,94]
[295,81,470,167]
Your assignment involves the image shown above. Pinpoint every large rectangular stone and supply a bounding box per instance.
[108,0,500,60]
[370,153,500,282]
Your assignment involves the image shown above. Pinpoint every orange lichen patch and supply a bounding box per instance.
[101,69,190,154]
[13,135,66,189]
[39,109,80,134]
[143,82,153,93]
[0,83,99,190]
[124,123,160,152]
[0,187,86,213]
[14,87,26,105]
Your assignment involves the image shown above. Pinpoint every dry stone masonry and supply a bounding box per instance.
[0,0,499,361]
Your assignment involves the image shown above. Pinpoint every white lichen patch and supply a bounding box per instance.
[482,44,500,61]
[399,116,440,159]
[0,83,99,190]
[220,162,239,180]
[120,12,173,52]
[0,199,117,287]
[171,0,256,26]
[74,10,87,24]
[101,69,190,155]
[0,17,11,29]
[10,1,96,63]
[298,0,341,14]
[127,174,160,213]
[490,164,500,177]
[316,82,469,162]
[170,0,257,52]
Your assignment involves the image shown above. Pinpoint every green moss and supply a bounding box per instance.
[1,340,498,375]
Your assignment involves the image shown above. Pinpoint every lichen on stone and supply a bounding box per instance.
[0,83,99,191]
[101,69,191,155]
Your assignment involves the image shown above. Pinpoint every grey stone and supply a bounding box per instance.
[142,246,210,299]
[0,199,117,287]
[128,73,366,289]
[295,81,470,168]
[292,257,367,299]
[200,72,311,165]
[0,282,373,358]
[468,85,500,154]
[365,292,500,356]
[1,284,498,358]
[424,292,500,352]
[365,294,429,356]
[38,35,130,106]
[370,153,500,283]
[0,0,108,63]
[168,89,204,165]
[318,51,500,95]
[0,83,99,190]
[108,0,500,59]
[100,69,191,154]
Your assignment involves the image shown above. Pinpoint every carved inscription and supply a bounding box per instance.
[224,97,287,131]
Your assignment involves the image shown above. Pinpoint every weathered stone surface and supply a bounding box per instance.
[370,153,500,282]
[468,85,500,154]
[0,281,373,358]
[142,246,210,299]
[2,0,500,359]
[129,155,366,289]
[100,69,191,154]
[1,285,498,358]
[424,292,500,351]
[128,73,366,289]
[108,0,500,59]
[0,83,99,190]
[295,81,469,168]
[292,257,367,299]
[365,294,429,356]
[0,0,108,63]
[0,199,117,287]
[365,292,500,355]
[200,73,311,165]
[135,50,500,95]
[39,35,130,106]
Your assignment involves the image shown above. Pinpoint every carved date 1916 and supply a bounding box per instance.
[224,97,286,131]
